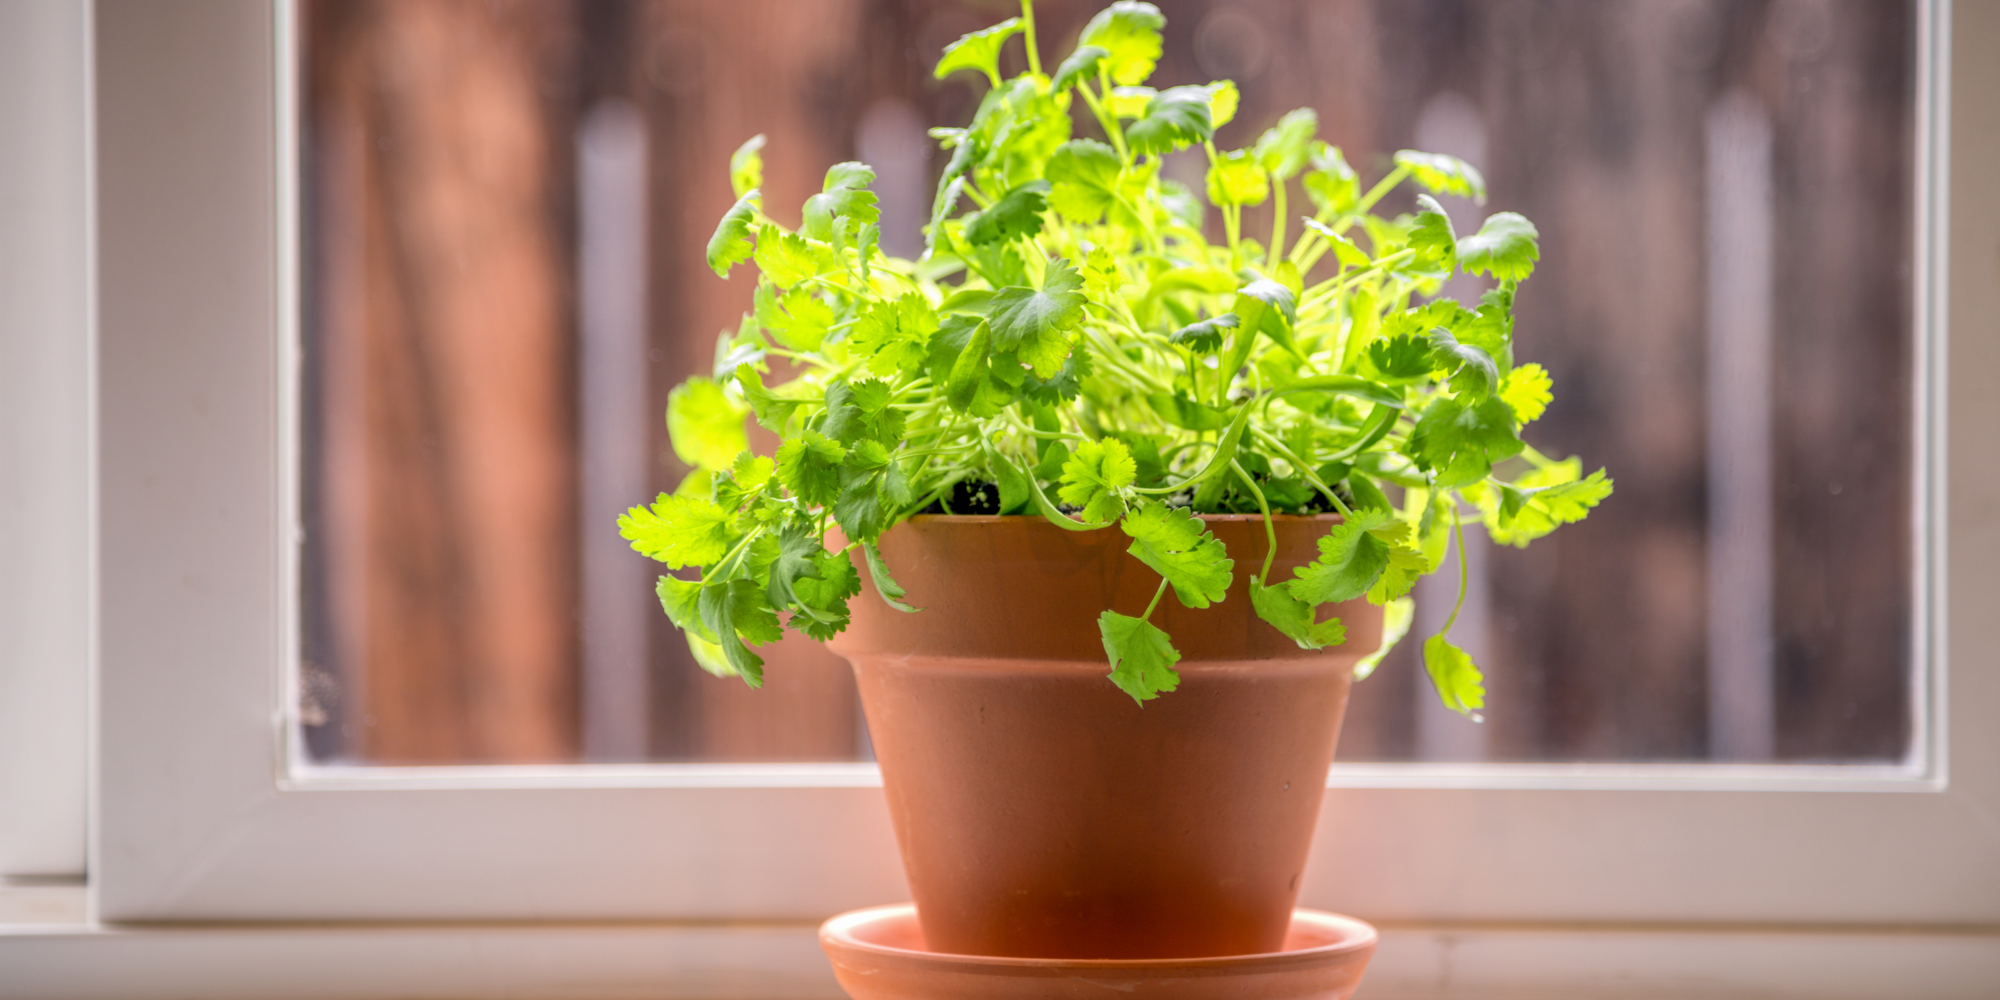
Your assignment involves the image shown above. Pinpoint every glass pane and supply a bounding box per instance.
[297,0,1916,766]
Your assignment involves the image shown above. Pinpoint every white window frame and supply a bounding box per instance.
[0,0,92,882]
[5,0,1997,995]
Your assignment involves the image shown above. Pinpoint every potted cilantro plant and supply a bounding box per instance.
[620,0,1609,962]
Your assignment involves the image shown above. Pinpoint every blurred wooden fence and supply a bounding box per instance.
[301,0,1913,765]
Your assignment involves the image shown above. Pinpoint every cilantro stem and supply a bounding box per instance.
[1001,411,1086,441]
[1231,459,1280,584]
[1247,425,1351,518]
[1299,249,1415,311]
[1080,72,1131,165]
[1019,0,1041,78]
[1518,443,1562,469]
[709,524,770,582]
[1354,163,1412,217]
[1129,406,1249,496]
[1082,327,1175,394]
[1322,403,1402,463]
[1141,576,1170,620]
[1286,163,1409,269]
[1439,504,1469,636]
[1268,180,1287,271]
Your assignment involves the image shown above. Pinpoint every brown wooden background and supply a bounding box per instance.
[300,0,1914,765]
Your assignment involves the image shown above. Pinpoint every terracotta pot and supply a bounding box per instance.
[827,514,1379,960]
[820,903,1378,1000]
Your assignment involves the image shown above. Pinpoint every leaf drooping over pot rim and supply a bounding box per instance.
[619,0,1611,711]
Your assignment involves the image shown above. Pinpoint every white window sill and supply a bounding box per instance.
[5,886,1997,1000]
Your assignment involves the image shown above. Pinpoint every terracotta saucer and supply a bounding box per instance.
[819,904,1378,1000]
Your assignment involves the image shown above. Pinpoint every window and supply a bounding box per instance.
[5,1,1998,995]
[300,0,1921,770]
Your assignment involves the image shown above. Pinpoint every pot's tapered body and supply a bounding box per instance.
[827,515,1379,960]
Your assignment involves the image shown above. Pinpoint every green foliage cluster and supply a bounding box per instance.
[621,0,1610,711]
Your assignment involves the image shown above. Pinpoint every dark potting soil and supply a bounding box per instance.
[917,479,1008,515]
[914,477,1352,517]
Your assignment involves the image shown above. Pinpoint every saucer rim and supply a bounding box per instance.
[818,904,1379,973]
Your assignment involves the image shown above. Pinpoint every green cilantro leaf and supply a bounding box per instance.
[1482,464,1613,547]
[1366,541,1430,605]
[1021,341,1093,404]
[728,135,765,198]
[699,578,784,687]
[1082,245,1125,297]
[1127,85,1216,156]
[862,541,919,612]
[833,463,892,546]
[1250,579,1348,650]
[850,293,939,379]
[1051,44,1108,93]
[944,318,993,411]
[713,313,766,380]
[1145,392,1228,431]
[791,548,862,640]
[1366,334,1435,380]
[846,439,891,469]
[1303,142,1359,213]
[1303,218,1371,268]
[1229,276,1298,364]
[775,429,847,507]
[1407,395,1523,489]
[1428,327,1500,400]
[1205,148,1269,207]
[1206,80,1241,129]
[1169,312,1238,353]
[926,173,967,258]
[959,239,1027,289]
[1107,85,1155,119]
[984,258,1085,378]
[755,283,835,353]
[1395,149,1487,202]
[990,446,1031,514]
[1078,1,1166,87]
[765,521,824,611]
[730,451,775,492]
[711,456,773,514]
[657,576,719,645]
[707,190,760,278]
[1286,507,1398,606]
[1099,610,1181,703]
[802,162,880,243]
[1423,633,1485,716]
[819,379,906,447]
[683,632,736,679]
[1457,212,1540,280]
[752,224,823,288]
[1253,108,1318,179]
[933,16,1023,86]
[1121,501,1234,609]
[1474,283,1517,347]
[964,180,1050,246]
[1045,139,1123,224]
[666,376,748,471]
[620,493,733,569]
[1499,362,1552,423]
[1059,437,1136,524]
[1409,193,1457,270]
[1352,597,1414,680]
[734,363,799,433]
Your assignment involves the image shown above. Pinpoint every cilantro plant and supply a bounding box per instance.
[619,1,1611,712]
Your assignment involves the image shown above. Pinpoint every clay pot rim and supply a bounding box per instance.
[819,904,1378,972]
